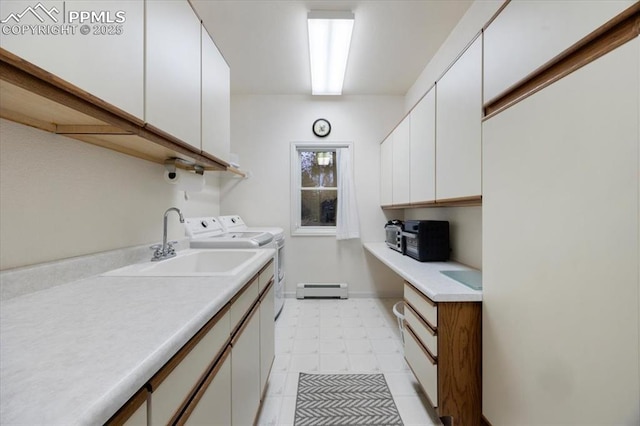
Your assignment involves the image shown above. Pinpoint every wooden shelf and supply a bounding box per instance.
[382,195,482,210]
[0,48,236,173]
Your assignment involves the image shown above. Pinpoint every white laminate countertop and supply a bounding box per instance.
[0,248,275,426]
[363,242,482,302]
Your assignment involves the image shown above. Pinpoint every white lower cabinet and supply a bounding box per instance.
[111,260,274,426]
[260,283,275,396]
[231,306,261,425]
[105,388,148,426]
[403,282,482,426]
[124,401,147,426]
[149,309,230,425]
[404,324,438,406]
[180,348,232,426]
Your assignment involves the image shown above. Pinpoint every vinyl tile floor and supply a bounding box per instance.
[255,298,443,426]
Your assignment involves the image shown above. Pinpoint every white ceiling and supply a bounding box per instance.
[190,0,473,96]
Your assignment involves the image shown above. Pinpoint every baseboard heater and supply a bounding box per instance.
[296,283,348,299]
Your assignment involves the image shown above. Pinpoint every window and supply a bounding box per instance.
[291,142,350,236]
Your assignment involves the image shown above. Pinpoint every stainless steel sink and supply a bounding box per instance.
[103,249,261,277]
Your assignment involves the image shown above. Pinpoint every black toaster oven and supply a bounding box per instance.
[402,220,450,261]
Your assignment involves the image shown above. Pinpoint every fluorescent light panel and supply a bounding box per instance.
[308,10,354,95]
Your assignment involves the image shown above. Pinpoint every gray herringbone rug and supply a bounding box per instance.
[294,373,404,426]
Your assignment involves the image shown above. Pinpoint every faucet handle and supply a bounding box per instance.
[150,243,162,251]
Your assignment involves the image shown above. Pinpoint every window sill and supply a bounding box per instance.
[291,227,336,237]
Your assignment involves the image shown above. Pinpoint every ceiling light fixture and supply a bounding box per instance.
[307,10,354,96]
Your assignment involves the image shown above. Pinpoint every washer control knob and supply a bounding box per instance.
[201,220,208,228]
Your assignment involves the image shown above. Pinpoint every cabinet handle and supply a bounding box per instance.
[405,300,437,335]
[259,278,275,302]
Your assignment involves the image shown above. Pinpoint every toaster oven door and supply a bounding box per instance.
[385,226,402,252]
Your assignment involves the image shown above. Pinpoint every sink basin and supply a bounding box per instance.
[103,249,261,277]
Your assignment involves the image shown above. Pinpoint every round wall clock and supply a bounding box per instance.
[312,118,331,137]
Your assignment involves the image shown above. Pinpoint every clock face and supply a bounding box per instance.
[313,119,331,137]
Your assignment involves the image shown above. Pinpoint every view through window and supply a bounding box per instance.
[299,149,338,227]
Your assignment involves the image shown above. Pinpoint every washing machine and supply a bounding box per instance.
[185,217,273,248]
[218,215,285,318]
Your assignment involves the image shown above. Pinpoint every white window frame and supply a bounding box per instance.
[290,142,351,236]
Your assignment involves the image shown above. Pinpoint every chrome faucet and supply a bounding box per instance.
[151,207,185,261]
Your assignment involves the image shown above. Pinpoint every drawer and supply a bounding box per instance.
[178,346,232,426]
[230,277,260,333]
[149,309,231,425]
[404,302,437,357]
[105,388,148,426]
[404,324,438,408]
[259,260,274,293]
[404,282,437,328]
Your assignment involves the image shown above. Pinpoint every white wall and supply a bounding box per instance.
[0,119,221,270]
[223,95,405,297]
[405,206,481,269]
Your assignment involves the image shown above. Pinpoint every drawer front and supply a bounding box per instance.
[259,260,275,293]
[230,278,260,332]
[122,400,147,426]
[404,303,437,357]
[404,282,437,328]
[260,283,275,397]
[106,388,148,426]
[181,347,232,426]
[151,311,230,425]
[404,325,438,408]
[232,306,261,426]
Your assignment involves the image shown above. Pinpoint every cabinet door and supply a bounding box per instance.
[404,326,438,408]
[380,135,393,206]
[0,0,144,119]
[260,284,275,396]
[202,26,231,161]
[484,0,634,103]
[149,310,230,425]
[146,0,201,149]
[231,308,261,426]
[436,36,482,201]
[182,348,231,426]
[482,39,639,425]
[106,389,147,426]
[391,117,411,205]
[409,87,436,203]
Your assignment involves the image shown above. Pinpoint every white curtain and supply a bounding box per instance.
[336,147,360,240]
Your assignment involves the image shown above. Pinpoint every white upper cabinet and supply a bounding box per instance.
[0,0,144,119]
[201,26,231,161]
[146,0,201,150]
[436,36,482,201]
[484,0,635,103]
[380,135,393,206]
[409,87,436,204]
[392,117,411,205]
